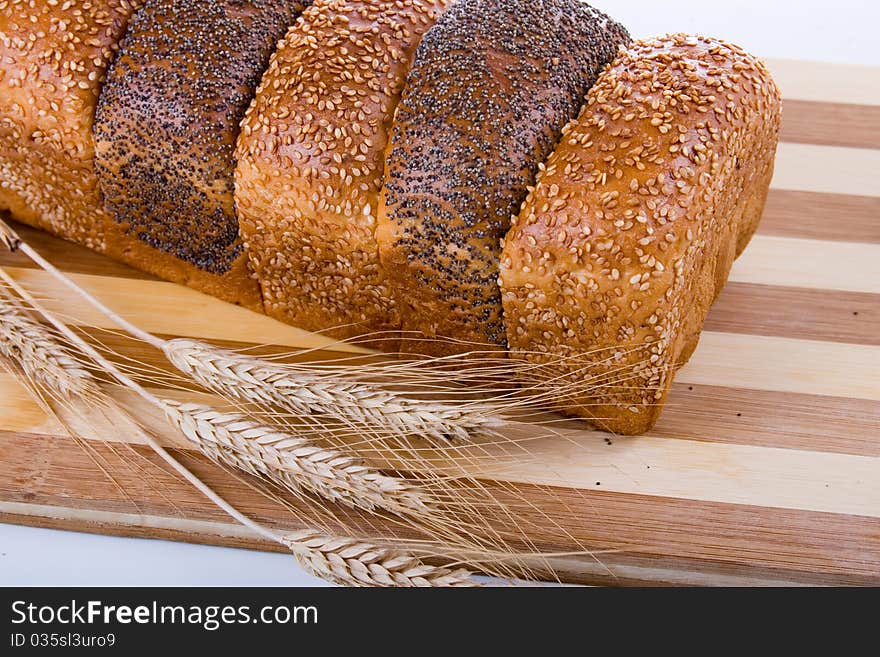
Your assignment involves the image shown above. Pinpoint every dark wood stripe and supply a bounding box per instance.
[707,282,880,345]
[782,100,880,150]
[0,218,156,281]
[1,432,876,585]
[658,384,880,457]
[2,509,869,587]
[759,190,880,244]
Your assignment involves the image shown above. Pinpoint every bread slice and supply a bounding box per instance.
[376,0,630,356]
[236,0,451,350]
[93,0,311,308]
[0,1,136,249]
[500,34,782,434]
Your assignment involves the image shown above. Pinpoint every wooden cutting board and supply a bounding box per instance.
[0,58,878,586]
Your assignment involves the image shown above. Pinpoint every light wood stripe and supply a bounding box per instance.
[772,142,880,197]
[20,230,279,280]
[706,283,879,346]
[4,242,876,353]
[782,100,880,150]
[2,266,369,354]
[49,283,878,367]
[0,307,876,408]
[765,58,880,107]
[678,331,880,401]
[729,235,880,294]
[0,502,263,542]
[0,377,63,436]
[0,220,154,281]
[759,190,880,244]
[480,430,880,519]
[2,278,878,404]
[4,372,878,460]
[8,310,879,456]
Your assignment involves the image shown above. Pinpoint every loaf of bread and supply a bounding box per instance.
[93,0,311,307]
[0,0,267,308]
[0,0,783,435]
[376,0,630,356]
[500,34,782,434]
[236,0,451,349]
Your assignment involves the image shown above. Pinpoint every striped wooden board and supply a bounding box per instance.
[1,58,878,586]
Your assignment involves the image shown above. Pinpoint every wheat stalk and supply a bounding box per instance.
[0,269,476,587]
[0,219,21,252]
[0,226,438,513]
[164,400,431,513]
[283,531,476,587]
[0,219,508,444]
[164,338,505,442]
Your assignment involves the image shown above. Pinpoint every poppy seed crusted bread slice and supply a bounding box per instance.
[236,0,452,349]
[376,0,630,357]
[0,0,257,304]
[93,0,312,307]
[500,34,782,434]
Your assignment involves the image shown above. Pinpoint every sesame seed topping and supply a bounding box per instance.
[500,33,782,434]
[0,0,140,252]
[236,0,450,342]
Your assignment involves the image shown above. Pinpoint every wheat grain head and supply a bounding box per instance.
[0,292,97,399]
[283,531,477,587]
[163,338,506,443]
[0,275,476,587]
[162,400,434,515]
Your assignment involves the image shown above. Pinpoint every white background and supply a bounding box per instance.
[1,0,876,586]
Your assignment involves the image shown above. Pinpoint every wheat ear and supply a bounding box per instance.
[0,220,21,252]
[0,269,475,587]
[0,219,504,443]
[165,400,430,513]
[0,227,434,513]
[0,295,96,398]
[283,531,476,587]
[164,338,505,442]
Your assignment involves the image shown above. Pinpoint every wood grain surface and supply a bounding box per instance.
[0,58,878,586]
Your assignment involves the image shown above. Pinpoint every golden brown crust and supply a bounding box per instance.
[500,34,782,435]
[0,0,137,250]
[0,0,262,309]
[376,0,630,357]
[236,0,450,348]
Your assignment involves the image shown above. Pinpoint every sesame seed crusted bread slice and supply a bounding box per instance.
[376,0,630,357]
[500,34,783,435]
[0,0,137,250]
[236,0,452,349]
[91,0,312,309]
